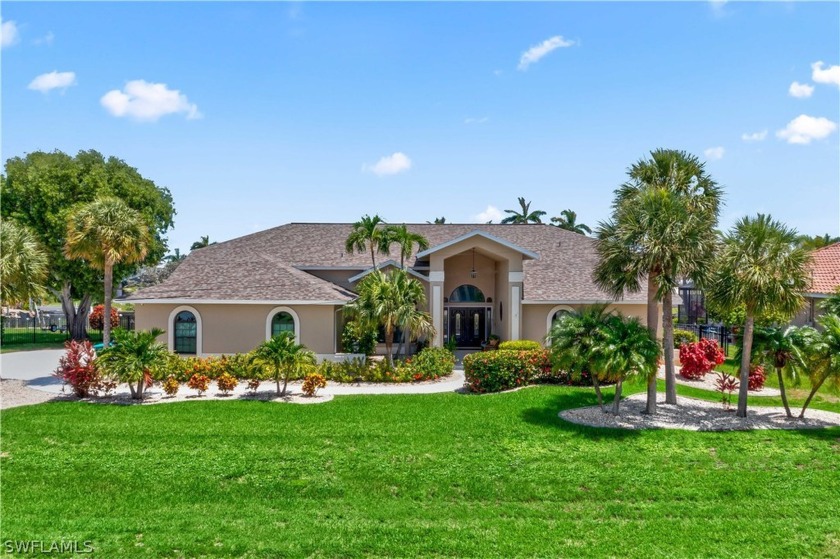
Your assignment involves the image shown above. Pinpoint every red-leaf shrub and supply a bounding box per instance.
[301,373,327,397]
[714,372,739,410]
[216,372,238,394]
[463,349,551,393]
[162,375,180,397]
[88,305,119,330]
[678,338,725,380]
[748,364,766,391]
[187,373,211,395]
[53,340,105,397]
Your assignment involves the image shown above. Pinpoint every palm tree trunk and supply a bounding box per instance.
[612,378,624,415]
[662,289,677,405]
[592,374,605,411]
[103,261,114,347]
[282,374,289,397]
[135,376,145,400]
[775,366,792,417]
[645,272,660,414]
[385,328,394,368]
[736,314,755,418]
[370,245,376,267]
[799,374,827,418]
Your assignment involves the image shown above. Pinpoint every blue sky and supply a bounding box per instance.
[2,1,839,254]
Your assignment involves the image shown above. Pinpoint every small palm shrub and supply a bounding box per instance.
[188,373,211,395]
[301,373,327,397]
[673,329,698,348]
[679,339,725,380]
[53,340,108,397]
[498,340,542,351]
[748,364,767,391]
[162,375,180,397]
[216,372,238,394]
[463,350,550,393]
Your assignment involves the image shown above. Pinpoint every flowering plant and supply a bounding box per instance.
[679,338,725,380]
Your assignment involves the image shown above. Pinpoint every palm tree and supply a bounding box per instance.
[391,269,434,357]
[820,288,840,316]
[501,197,546,224]
[800,314,840,418]
[251,331,317,396]
[387,224,429,268]
[591,316,661,414]
[797,233,840,251]
[594,149,721,413]
[550,209,592,235]
[65,197,151,347]
[427,217,446,224]
[0,220,49,306]
[345,214,390,267]
[745,325,816,417]
[547,304,615,410]
[97,328,168,399]
[190,235,213,251]
[705,214,811,418]
[166,248,187,263]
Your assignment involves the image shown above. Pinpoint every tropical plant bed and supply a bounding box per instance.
[656,367,781,396]
[560,393,840,431]
[2,386,839,557]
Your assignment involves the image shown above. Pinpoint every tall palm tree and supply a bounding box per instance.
[0,220,49,306]
[705,214,811,418]
[501,197,546,224]
[800,314,840,418]
[591,315,660,414]
[745,325,815,417]
[427,217,446,224]
[166,248,187,263]
[97,328,168,399]
[251,331,317,396]
[345,214,390,267]
[387,224,429,268]
[190,235,213,251]
[391,269,434,357]
[797,233,840,251]
[547,304,615,410]
[65,197,151,347]
[550,209,592,235]
[594,149,721,413]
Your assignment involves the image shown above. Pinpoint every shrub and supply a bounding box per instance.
[88,304,119,331]
[301,373,327,397]
[748,364,767,391]
[319,358,369,383]
[673,329,698,348]
[404,347,455,381]
[246,378,261,394]
[714,372,739,410]
[498,340,543,351]
[53,340,107,397]
[216,372,238,394]
[463,349,550,393]
[341,320,377,355]
[187,373,211,395]
[678,338,725,380]
[162,375,180,397]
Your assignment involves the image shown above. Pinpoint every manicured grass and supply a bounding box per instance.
[2,386,839,558]
[0,341,67,354]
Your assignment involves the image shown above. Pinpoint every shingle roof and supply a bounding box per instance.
[808,243,840,296]
[128,223,648,303]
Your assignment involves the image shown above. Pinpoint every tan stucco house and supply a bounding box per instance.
[127,223,652,358]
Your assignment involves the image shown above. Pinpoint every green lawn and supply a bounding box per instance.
[2,385,839,558]
[0,341,67,354]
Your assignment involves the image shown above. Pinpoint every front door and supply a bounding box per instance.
[448,307,485,348]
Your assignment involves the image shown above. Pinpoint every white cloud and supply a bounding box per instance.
[709,0,728,17]
[1,19,20,48]
[100,80,202,121]
[28,71,76,93]
[788,81,814,98]
[741,130,767,142]
[776,114,838,144]
[811,61,840,87]
[464,117,489,125]
[518,35,575,71]
[363,152,412,176]
[704,146,725,160]
[33,31,54,46]
[473,205,503,223]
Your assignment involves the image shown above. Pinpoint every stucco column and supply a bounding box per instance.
[430,271,445,347]
[509,271,524,341]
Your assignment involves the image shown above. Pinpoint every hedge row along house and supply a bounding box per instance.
[126,223,654,358]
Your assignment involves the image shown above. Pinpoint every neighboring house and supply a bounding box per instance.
[793,242,840,327]
[126,223,653,358]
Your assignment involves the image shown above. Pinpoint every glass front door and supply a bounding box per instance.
[447,307,486,348]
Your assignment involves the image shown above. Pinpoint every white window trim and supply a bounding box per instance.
[546,305,575,334]
[266,306,301,344]
[168,305,202,356]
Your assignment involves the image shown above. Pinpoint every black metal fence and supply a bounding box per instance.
[0,312,134,345]
[674,323,731,353]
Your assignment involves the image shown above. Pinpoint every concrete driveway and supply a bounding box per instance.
[0,349,65,391]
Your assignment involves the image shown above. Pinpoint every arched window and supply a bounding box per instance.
[173,311,197,354]
[271,312,295,337]
[449,285,485,303]
[546,305,575,333]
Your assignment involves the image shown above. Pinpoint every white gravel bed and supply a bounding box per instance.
[658,365,781,397]
[559,393,840,431]
[0,379,70,409]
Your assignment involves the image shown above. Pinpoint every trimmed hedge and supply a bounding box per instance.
[673,328,698,348]
[463,349,550,393]
[498,340,543,351]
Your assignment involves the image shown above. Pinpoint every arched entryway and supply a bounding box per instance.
[444,284,492,348]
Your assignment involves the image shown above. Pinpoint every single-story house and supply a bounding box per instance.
[126,223,654,358]
[793,242,840,327]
